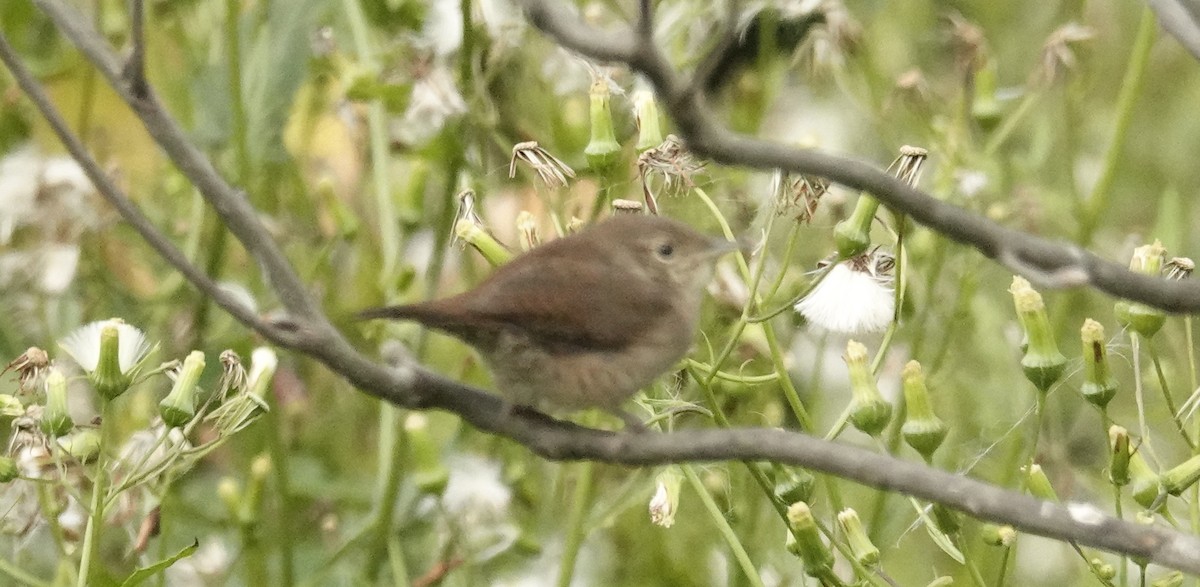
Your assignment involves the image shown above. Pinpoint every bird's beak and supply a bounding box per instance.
[705,238,741,259]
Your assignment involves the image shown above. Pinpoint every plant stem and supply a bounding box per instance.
[681,465,766,587]
[1147,342,1195,449]
[77,402,111,587]
[1077,8,1156,245]
[555,459,596,587]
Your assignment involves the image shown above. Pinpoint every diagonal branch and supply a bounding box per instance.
[7,0,1200,575]
[517,0,1200,314]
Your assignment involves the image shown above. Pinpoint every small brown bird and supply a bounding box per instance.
[358,214,736,428]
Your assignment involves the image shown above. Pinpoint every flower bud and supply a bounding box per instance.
[92,321,134,400]
[1090,558,1116,581]
[57,429,101,462]
[971,61,1002,130]
[833,196,879,258]
[455,218,512,267]
[1108,425,1130,487]
[837,508,880,567]
[405,413,449,495]
[1161,453,1200,496]
[980,523,1016,547]
[772,467,815,506]
[1025,464,1058,501]
[1152,571,1184,587]
[901,361,947,460]
[1010,277,1066,392]
[584,79,621,171]
[160,351,205,428]
[1115,241,1167,338]
[1129,448,1164,511]
[649,467,683,528]
[844,341,892,435]
[786,502,834,576]
[633,89,663,152]
[41,369,73,437]
[1079,319,1118,408]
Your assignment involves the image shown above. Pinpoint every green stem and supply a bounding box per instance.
[1148,342,1195,449]
[77,403,110,587]
[983,91,1041,156]
[1114,484,1127,587]
[365,407,406,580]
[266,390,296,587]
[555,460,596,587]
[343,0,399,285]
[681,465,766,587]
[1077,8,1156,245]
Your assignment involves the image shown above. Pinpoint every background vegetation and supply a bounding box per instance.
[2,0,1200,585]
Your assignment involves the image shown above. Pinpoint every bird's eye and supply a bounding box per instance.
[656,243,675,258]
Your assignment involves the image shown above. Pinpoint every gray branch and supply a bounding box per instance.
[2,0,1199,575]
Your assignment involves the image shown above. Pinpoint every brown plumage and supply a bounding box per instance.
[358,214,734,425]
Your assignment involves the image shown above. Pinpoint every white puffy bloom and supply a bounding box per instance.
[796,252,895,334]
[422,0,463,56]
[441,454,518,561]
[0,149,41,244]
[59,319,153,374]
[39,243,81,294]
[394,66,467,146]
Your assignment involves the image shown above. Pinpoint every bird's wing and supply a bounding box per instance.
[463,247,671,351]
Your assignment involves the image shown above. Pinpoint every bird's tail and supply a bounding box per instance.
[355,300,480,342]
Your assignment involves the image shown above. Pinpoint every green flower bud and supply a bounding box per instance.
[455,218,512,267]
[773,467,815,506]
[1079,319,1118,408]
[160,351,205,428]
[41,369,74,437]
[833,196,879,258]
[1108,425,1130,487]
[1025,464,1058,501]
[1161,453,1200,496]
[844,341,892,435]
[786,502,834,576]
[980,523,1016,547]
[0,457,18,482]
[584,79,621,171]
[633,90,663,152]
[405,413,449,495]
[1010,277,1066,392]
[1129,449,1164,511]
[1152,571,1184,587]
[1115,241,1167,338]
[836,508,880,567]
[649,466,683,528]
[901,361,947,460]
[57,429,101,462]
[93,322,134,400]
[1090,558,1116,581]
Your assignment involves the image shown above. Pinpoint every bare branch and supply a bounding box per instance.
[517,0,1200,314]
[121,0,148,99]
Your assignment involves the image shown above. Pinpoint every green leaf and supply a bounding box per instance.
[118,540,200,587]
[909,497,965,564]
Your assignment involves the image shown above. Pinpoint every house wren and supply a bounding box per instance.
[358,214,736,427]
